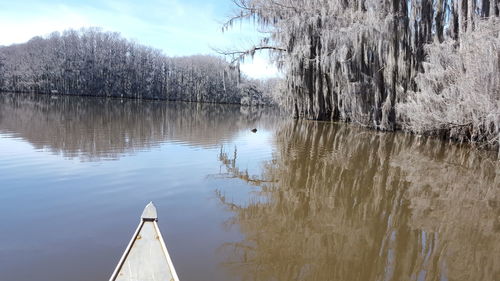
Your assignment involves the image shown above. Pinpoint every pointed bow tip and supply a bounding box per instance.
[141,202,158,221]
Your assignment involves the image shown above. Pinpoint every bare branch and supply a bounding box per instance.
[214,45,287,64]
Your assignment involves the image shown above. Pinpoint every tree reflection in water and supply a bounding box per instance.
[217,120,500,281]
[0,93,276,161]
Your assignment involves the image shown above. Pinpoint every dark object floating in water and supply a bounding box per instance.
[251,128,257,133]
[109,202,180,281]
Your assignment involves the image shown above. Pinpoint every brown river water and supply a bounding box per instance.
[0,93,498,281]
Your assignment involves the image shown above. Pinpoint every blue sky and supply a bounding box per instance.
[0,0,279,78]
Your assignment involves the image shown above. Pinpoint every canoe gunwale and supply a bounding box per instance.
[108,220,144,281]
[109,203,180,281]
[153,219,180,281]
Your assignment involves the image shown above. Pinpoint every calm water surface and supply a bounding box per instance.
[0,93,498,281]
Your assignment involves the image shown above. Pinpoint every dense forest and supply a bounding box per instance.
[226,0,499,146]
[0,1,498,146]
[0,28,275,106]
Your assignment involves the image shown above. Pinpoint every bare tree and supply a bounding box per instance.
[0,28,276,106]
[224,0,499,147]
[397,18,500,147]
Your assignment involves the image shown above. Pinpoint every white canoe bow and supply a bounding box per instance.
[109,202,180,281]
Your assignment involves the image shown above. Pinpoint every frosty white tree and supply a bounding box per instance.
[398,18,500,146]
[0,28,274,106]
[226,0,499,147]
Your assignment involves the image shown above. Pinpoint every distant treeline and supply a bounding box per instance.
[0,28,276,105]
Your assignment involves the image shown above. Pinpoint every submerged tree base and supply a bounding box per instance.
[225,0,500,149]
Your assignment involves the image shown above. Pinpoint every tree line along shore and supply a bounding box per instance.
[0,0,498,149]
[0,28,278,106]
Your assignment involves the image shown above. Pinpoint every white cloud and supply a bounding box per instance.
[240,53,282,79]
[0,5,91,45]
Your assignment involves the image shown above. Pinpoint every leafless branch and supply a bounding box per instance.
[214,45,287,64]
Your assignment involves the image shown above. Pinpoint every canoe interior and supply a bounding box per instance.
[110,203,179,281]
